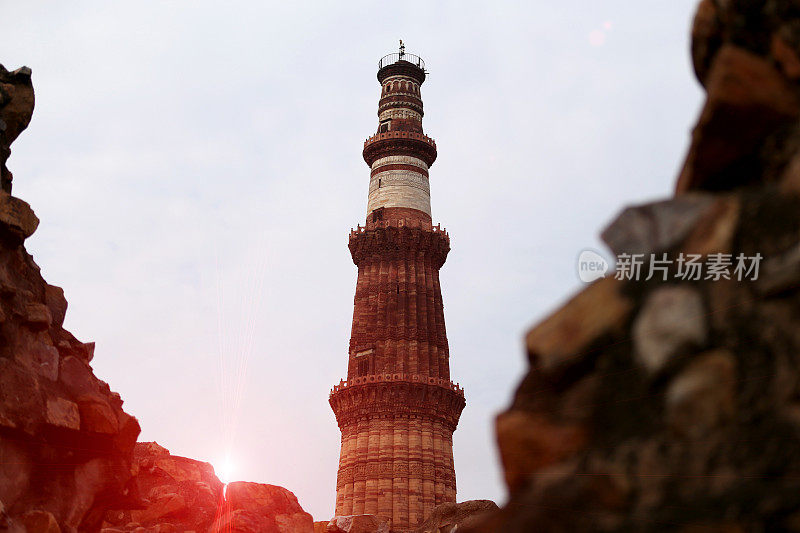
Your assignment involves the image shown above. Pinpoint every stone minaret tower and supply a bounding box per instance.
[329,45,466,532]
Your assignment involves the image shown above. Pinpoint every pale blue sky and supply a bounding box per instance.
[1,0,702,520]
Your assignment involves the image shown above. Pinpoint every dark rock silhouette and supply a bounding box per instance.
[0,65,34,194]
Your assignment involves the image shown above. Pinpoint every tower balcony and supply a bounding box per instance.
[379,52,425,71]
[363,131,437,167]
[330,372,464,396]
[377,53,427,84]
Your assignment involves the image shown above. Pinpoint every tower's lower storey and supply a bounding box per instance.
[330,377,465,531]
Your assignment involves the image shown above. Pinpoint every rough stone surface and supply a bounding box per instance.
[0,192,38,243]
[526,277,632,375]
[0,66,140,533]
[0,64,34,194]
[465,2,800,531]
[677,44,800,193]
[632,286,707,374]
[103,442,313,533]
[413,500,498,533]
[327,514,389,533]
[601,195,716,257]
[666,349,737,439]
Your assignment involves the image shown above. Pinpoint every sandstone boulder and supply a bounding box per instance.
[104,443,314,533]
[326,515,389,533]
[414,500,498,533]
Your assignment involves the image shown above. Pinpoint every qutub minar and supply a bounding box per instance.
[329,44,466,531]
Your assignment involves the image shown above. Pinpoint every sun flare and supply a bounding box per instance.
[215,456,235,485]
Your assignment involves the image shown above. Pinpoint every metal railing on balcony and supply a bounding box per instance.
[378,52,425,71]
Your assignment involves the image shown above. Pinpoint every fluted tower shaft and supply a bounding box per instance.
[329,49,465,532]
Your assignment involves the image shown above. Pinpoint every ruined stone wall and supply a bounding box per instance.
[0,65,141,533]
[467,1,800,531]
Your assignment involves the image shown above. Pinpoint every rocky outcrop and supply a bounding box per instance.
[466,1,800,531]
[102,442,314,533]
[326,515,389,533]
[101,442,221,532]
[212,481,314,533]
[0,66,140,533]
[0,62,319,533]
[0,65,34,194]
[413,501,497,533]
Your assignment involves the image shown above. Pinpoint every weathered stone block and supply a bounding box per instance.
[45,284,67,328]
[327,514,389,533]
[17,341,59,381]
[526,277,632,373]
[45,397,80,430]
[24,302,52,330]
[677,45,800,193]
[602,195,716,257]
[633,286,707,374]
[20,510,60,533]
[77,395,119,434]
[666,350,736,439]
[0,192,38,241]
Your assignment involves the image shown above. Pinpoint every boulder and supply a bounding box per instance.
[414,500,498,533]
[105,443,314,533]
[326,515,389,533]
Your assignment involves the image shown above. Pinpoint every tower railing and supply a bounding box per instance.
[364,130,436,147]
[331,373,464,396]
[378,52,425,70]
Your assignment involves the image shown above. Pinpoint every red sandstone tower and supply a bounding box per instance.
[329,45,466,532]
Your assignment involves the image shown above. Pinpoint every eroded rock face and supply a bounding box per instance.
[326,515,389,533]
[413,501,498,533]
[103,442,314,533]
[0,65,34,194]
[0,66,140,533]
[467,1,800,531]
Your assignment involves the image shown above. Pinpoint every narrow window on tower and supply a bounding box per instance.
[379,119,391,133]
[354,348,373,376]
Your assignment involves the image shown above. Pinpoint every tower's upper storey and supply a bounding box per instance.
[362,46,437,226]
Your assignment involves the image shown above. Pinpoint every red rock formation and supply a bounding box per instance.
[0,65,141,532]
[0,64,314,533]
[0,64,34,194]
[102,442,314,533]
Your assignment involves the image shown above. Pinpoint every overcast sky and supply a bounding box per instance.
[1,0,703,520]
